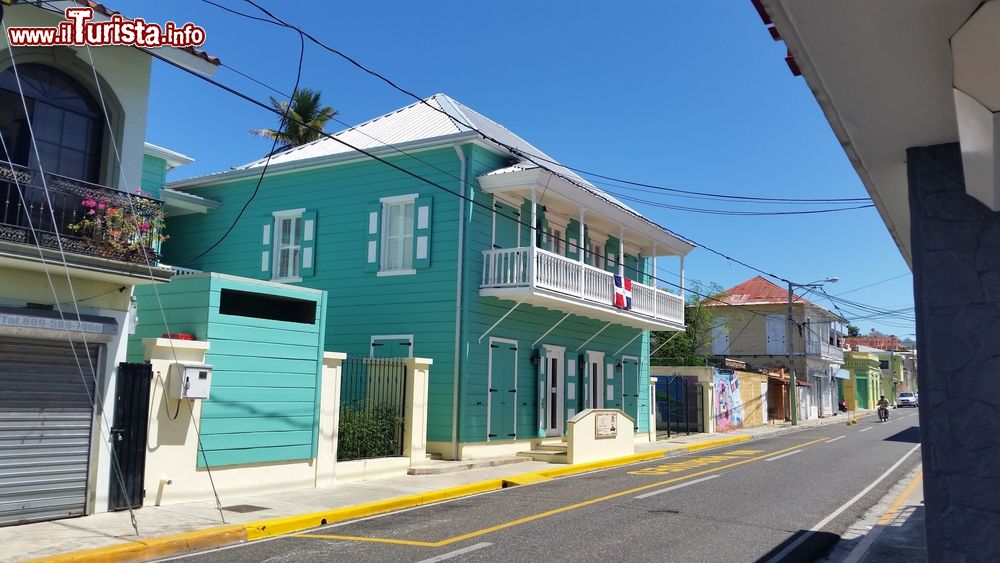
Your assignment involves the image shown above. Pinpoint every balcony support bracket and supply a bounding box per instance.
[532,311,574,348]
[613,330,645,357]
[478,298,525,344]
[576,321,612,353]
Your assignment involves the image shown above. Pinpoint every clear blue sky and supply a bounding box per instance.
[130,0,915,338]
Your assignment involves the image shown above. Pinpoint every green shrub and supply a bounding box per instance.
[337,402,404,461]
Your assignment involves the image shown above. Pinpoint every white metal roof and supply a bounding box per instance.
[173,93,695,252]
[238,94,644,217]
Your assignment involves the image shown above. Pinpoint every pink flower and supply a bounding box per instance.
[139,222,150,232]
[87,209,95,215]
[98,202,106,210]
[82,199,96,208]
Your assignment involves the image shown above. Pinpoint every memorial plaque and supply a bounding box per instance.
[595,412,617,439]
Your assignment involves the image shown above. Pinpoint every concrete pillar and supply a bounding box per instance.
[702,381,715,433]
[316,352,345,487]
[908,142,1000,559]
[648,377,658,442]
[142,338,210,506]
[403,357,433,466]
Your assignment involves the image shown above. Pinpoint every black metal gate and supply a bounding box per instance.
[108,362,152,511]
[338,357,407,461]
[655,376,704,437]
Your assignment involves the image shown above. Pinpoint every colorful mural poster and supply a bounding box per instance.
[714,369,745,432]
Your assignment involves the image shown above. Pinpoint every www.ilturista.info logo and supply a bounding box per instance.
[6,7,206,48]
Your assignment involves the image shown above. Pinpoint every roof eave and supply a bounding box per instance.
[168,131,481,190]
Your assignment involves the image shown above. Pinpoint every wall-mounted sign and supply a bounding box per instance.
[0,313,104,333]
[595,412,618,439]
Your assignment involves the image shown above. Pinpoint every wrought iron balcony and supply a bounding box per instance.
[480,246,685,331]
[0,159,165,267]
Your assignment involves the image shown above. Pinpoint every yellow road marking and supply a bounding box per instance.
[876,470,923,526]
[294,438,826,548]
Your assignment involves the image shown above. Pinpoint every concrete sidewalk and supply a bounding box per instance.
[824,465,926,562]
[4,414,855,562]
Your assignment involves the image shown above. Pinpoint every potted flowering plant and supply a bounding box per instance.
[68,188,168,261]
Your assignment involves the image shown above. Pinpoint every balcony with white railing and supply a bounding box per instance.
[806,339,845,363]
[480,246,685,331]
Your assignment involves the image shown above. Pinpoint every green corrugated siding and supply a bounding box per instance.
[142,154,167,199]
[163,147,465,443]
[457,146,650,442]
[127,275,326,468]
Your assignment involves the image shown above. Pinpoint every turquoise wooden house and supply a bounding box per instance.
[163,94,694,460]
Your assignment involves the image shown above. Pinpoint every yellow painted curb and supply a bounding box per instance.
[24,524,247,563]
[28,436,749,561]
[244,478,507,540]
[683,435,751,452]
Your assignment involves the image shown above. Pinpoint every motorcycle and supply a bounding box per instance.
[878,405,889,422]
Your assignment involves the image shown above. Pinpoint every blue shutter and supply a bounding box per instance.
[365,203,380,273]
[413,196,432,269]
[259,214,273,279]
[300,210,317,278]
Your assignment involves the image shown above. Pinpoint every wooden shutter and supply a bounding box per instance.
[260,214,273,279]
[413,196,432,269]
[300,210,317,278]
[365,203,380,273]
[536,347,548,438]
[605,236,620,273]
[566,219,580,260]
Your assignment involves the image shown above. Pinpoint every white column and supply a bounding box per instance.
[649,377,658,442]
[680,256,686,300]
[316,352,345,487]
[403,357,434,466]
[652,243,658,318]
[578,208,586,297]
[619,226,625,277]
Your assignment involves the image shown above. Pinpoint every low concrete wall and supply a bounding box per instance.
[335,457,411,483]
[567,409,635,464]
[143,339,344,505]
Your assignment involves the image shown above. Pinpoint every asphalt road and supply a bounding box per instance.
[169,409,922,563]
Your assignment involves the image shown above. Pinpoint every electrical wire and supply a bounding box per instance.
[230,0,870,206]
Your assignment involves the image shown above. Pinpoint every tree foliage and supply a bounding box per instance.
[251,88,338,151]
[847,324,861,337]
[651,282,727,366]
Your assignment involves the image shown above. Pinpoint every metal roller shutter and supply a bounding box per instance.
[0,337,99,526]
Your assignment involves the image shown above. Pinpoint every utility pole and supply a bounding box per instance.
[787,282,797,426]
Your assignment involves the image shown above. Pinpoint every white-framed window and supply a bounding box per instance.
[592,244,604,269]
[382,196,415,272]
[549,228,563,255]
[273,209,303,281]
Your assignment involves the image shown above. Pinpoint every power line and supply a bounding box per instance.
[24,2,896,338]
[229,0,871,206]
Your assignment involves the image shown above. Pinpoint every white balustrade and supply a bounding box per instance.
[481,247,684,326]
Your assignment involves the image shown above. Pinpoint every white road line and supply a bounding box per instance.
[416,542,493,563]
[859,427,873,432]
[634,474,720,499]
[764,449,802,462]
[825,436,846,443]
[763,444,921,563]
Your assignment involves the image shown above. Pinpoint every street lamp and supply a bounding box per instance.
[787,276,838,426]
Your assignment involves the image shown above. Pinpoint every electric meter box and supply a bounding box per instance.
[168,362,213,400]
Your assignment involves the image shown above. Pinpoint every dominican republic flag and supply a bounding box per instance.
[613,275,632,310]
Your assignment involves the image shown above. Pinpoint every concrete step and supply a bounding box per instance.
[407,456,529,476]
[516,449,569,464]
[534,442,568,452]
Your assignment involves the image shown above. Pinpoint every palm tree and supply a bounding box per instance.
[251,88,337,150]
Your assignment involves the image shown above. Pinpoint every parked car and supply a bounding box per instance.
[898,391,918,407]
